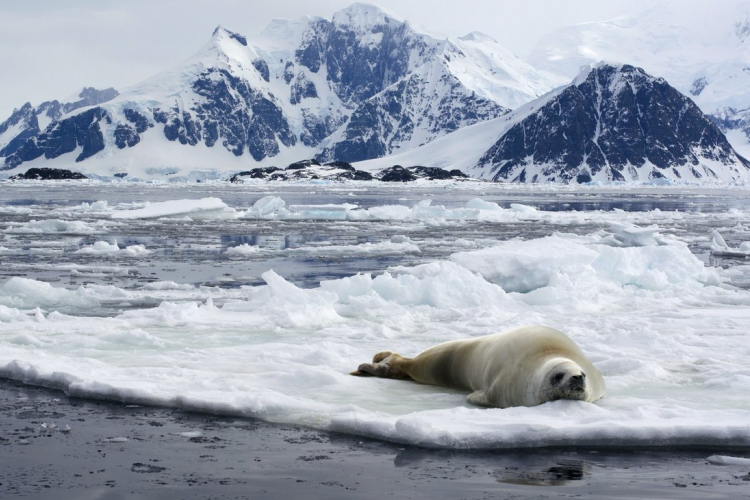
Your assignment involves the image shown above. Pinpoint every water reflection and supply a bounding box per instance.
[497,460,586,486]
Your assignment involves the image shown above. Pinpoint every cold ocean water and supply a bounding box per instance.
[1,181,750,450]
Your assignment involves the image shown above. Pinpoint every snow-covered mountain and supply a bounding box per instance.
[528,0,750,156]
[0,3,561,178]
[0,87,118,158]
[357,64,750,183]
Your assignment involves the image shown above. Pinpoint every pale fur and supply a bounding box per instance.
[353,325,605,408]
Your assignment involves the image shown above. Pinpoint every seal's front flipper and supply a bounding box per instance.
[351,357,412,380]
[350,369,373,377]
[467,390,491,407]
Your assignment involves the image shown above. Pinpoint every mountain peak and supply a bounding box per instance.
[474,62,750,183]
[212,26,247,46]
[331,3,405,30]
[572,61,627,86]
[458,32,497,44]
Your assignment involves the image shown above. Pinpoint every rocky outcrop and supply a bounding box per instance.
[9,167,88,180]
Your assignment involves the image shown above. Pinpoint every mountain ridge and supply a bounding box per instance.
[0,3,561,178]
[356,63,750,184]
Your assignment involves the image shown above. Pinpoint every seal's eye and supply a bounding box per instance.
[551,373,565,386]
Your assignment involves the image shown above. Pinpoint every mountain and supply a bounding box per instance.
[0,3,561,178]
[527,0,750,156]
[356,64,750,184]
[0,87,118,158]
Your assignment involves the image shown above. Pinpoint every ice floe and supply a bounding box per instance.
[707,455,750,465]
[5,219,108,235]
[75,240,151,257]
[1,226,749,449]
[111,197,238,219]
[710,230,750,257]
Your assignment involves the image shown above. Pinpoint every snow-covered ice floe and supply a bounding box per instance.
[5,219,109,235]
[75,241,151,257]
[710,230,750,257]
[2,222,750,449]
[111,197,238,220]
[706,455,750,465]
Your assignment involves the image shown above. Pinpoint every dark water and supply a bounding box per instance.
[2,379,749,499]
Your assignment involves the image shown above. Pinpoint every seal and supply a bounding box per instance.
[351,325,605,408]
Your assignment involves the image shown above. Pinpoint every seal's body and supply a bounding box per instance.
[352,326,605,408]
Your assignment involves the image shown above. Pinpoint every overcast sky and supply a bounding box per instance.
[0,0,656,119]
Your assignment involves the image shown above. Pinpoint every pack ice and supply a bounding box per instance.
[1,195,750,449]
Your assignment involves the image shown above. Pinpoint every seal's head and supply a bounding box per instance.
[539,358,590,403]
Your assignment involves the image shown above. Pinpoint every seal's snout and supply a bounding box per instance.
[569,373,586,391]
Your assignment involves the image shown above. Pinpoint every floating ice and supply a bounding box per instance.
[111,197,237,219]
[75,240,151,257]
[599,223,669,247]
[245,196,286,217]
[0,278,131,310]
[0,278,98,309]
[67,200,110,213]
[225,243,260,255]
[102,437,129,443]
[707,455,750,465]
[283,240,420,257]
[142,281,196,291]
[1,227,750,449]
[710,230,750,257]
[5,219,107,235]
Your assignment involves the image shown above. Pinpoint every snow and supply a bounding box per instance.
[331,3,406,33]
[447,34,566,110]
[0,120,28,152]
[528,1,750,118]
[111,198,237,219]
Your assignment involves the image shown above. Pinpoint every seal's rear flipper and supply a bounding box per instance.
[467,390,492,407]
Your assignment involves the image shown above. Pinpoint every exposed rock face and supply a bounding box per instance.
[318,57,509,162]
[379,165,417,182]
[9,167,88,180]
[227,160,464,182]
[476,64,750,183]
[4,108,111,168]
[0,87,118,161]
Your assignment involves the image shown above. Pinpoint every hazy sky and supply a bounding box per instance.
[0,0,656,119]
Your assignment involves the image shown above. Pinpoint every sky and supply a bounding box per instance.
[0,0,658,119]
